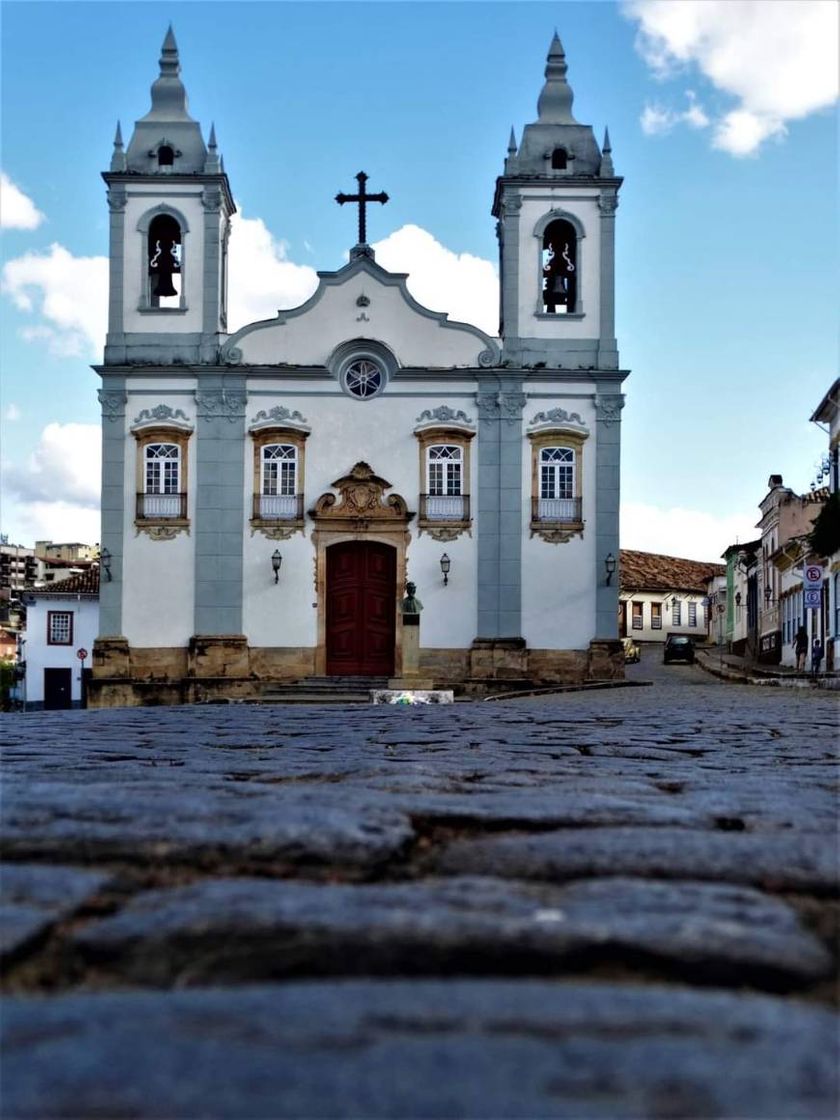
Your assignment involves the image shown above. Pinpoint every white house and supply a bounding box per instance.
[22,569,100,710]
[90,30,628,706]
[619,550,723,645]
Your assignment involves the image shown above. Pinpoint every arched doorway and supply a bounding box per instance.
[326,541,396,676]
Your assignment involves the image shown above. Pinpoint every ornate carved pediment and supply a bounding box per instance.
[310,462,413,527]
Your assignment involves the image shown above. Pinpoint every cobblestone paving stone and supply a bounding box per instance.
[2,660,838,1118]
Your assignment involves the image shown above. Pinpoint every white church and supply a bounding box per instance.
[90,28,628,706]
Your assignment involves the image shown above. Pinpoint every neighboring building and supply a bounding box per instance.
[91,31,629,706]
[34,541,99,563]
[619,550,723,644]
[721,540,760,657]
[755,475,827,665]
[21,569,100,710]
[810,378,840,670]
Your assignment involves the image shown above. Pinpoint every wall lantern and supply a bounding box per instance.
[735,591,742,606]
[764,585,773,604]
[604,553,616,586]
[271,550,283,584]
[100,548,112,582]
[440,553,451,586]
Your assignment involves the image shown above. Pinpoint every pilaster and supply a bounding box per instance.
[194,376,247,634]
[104,187,126,364]
[594,387,624,638]
[200,185,223,362]
[597,190,619,369]
[97,380,127,636]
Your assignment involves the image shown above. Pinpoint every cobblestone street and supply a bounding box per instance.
[2,654,838,1119]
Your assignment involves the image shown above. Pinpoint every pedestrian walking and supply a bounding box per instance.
[811,637,824,676]
[794,626,808,671]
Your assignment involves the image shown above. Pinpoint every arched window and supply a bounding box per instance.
[259,443,298,519]
[542,219,577,314]
[157,145,175,167]
[142,442,183,518]
[426,444,463,520]
[148,213,182,308]
[551,148,568,170]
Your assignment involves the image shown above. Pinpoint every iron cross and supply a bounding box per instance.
[335,171,389,246]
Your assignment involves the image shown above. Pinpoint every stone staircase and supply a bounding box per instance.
[255,676,391,704]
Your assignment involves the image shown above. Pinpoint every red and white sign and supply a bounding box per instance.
[804,565,823,588]
[76,648,88,660]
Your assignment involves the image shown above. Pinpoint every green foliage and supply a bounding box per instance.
[808,491,840,559]
[0,659,15,691]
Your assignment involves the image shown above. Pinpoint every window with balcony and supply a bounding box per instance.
[416,427,473,540]
[528,430,586,542]
[250,428,307,538]
[134,427,190,534]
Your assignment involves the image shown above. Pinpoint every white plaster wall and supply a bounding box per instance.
[234,272,493,368]
[123,185,205,334]
[518,190,601,338]
[120,388,196,647]
[24,597,99,704]
[243,385,478,649]
[621,591,710,644]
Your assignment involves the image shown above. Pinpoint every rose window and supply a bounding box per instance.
[343,358,384,399]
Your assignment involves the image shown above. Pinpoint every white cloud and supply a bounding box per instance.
[624,0,838,155]
[3,403,21,422]
[5,422,101,508]
[0,172,45,230]
[372,224,498,336]
[1,244,107,356]
[227,209,318,331]
[620,502,757,562]
[10,500,101,546]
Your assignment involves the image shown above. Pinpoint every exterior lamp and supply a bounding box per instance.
[735,591,742,606]
[100,548,112,582]
[440,553,451,586]
[271,550,282,584]
[764,585,772,604]
[604,553,616,586]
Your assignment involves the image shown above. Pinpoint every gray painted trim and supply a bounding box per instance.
[202,194,222,345]
[106,188,126,339]
[97,379,127,637]
[597,191,618,369]
[594,388,625,639]
[193,376,246,634]
[499,194,521,342]
[220,255,499,367]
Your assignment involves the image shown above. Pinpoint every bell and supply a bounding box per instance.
[155,274,178,298]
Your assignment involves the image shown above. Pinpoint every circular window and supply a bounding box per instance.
[342,357,385,400]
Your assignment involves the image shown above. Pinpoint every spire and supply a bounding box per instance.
[141,25,194,122]
[536,30,578,125]
[204,122,221,173]
[507,127,518,156]
[110,121,126,171]
[600,127,614,176]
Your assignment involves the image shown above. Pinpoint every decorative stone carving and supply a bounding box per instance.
[195,390,247,421]
[500,392,527,424]
[98,389,127,421]
[251,524,303,541]
[502,195,522,216]
[248,406,309,432]
[356,294,370,307]
[477,349,496,368]
[132,405,192,430]
[221,345,243,366]
[476,392,501,420]
[107,187,127,212]
[202,187,222,212]
[531,526,581,544]
[414,405,475,429]
[528,407,586,429]
[136,523,188,541]
[422,525,471,543]
[310,462,413,529]
[598,193,619,215]
[595,394,625,425]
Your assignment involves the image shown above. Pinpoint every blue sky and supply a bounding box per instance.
[1,0,837,559]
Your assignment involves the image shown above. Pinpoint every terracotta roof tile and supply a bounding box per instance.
[34,568,100,596]
[620,550,725,594]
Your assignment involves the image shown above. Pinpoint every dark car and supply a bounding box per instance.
[663,635,694,664]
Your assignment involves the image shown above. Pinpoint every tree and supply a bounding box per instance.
[808,491,840,559]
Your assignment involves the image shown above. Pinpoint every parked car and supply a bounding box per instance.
[663,635,694,664]
[622,636,640,663]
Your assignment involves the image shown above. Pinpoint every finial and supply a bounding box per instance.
[600,127,614,176]
[110,120,127,171]
[507,127,518,156]
[143,24,192,121]
[204,122,221,173]
[537,30,578,124]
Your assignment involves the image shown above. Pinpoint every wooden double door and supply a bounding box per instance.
[326,541,396,676]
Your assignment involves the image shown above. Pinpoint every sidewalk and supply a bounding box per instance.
[695,645,840,690]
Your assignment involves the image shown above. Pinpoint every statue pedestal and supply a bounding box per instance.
[389,612,434,689]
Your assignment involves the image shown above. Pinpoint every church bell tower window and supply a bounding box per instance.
[157,145,175,167]
[542,219,577,314]
[551,148,568,170]
[148,214,182,308]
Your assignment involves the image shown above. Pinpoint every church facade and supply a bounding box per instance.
[90,29,628,706]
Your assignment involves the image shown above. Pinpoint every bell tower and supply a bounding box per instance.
[102,27,234,364]
[493,33,621,370]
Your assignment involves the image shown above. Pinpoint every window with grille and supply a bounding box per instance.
[47,610,73,645]
[688,601,697,627]
[672,600,682,626]
[140,442,183,518]
[632,602,643,630]
[538,447,578,521]
[651,602,662,630]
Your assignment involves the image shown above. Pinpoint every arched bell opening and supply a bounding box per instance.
[148,213,182,308]
[542,218,577,314]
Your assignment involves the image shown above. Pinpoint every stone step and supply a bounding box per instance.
[249,692,374,705]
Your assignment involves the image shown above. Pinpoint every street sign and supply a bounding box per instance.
[76,648,88,660]
[804,564,823,589]
[804,589,822,609]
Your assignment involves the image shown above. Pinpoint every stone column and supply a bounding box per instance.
[104,187,127,364]
[97,382,127,637]
[597,191,619,370]
[594,389,624,641]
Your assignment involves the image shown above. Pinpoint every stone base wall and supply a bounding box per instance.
[88,635,624,708]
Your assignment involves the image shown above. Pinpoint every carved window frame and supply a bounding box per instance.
[136,204,190,313]
[533,209,585,320]
[133,426,191,537]
[415,426,475,541]
[528,428,588,543]
[250,427,308,540]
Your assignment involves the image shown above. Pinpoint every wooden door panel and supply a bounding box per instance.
[44,667,72,710]
[326,542,395,676]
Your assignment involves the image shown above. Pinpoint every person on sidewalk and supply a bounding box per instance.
[811,637,824,676]
[794,626,809,671]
